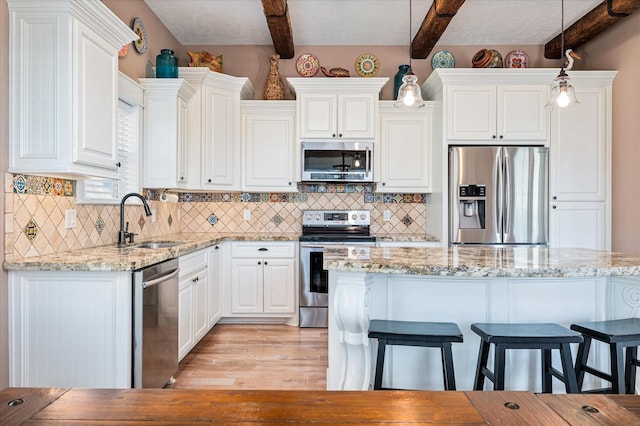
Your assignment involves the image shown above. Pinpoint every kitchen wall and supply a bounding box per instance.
[580,11,640,255]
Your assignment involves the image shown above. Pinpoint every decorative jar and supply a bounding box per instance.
[156,49,178,78]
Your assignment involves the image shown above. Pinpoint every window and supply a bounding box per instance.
[77,74,143,204]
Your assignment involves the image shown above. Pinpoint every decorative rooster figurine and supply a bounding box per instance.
[563,49,581,71]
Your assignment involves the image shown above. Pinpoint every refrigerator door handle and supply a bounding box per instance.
[495,149,504,240]
[503,150,511,236]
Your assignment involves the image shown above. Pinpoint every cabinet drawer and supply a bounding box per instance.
[179,248,208,277]
[231,242,295,258]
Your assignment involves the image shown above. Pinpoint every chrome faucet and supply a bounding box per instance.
[118,192,152,246]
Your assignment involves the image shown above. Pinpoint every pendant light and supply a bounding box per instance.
[545,0,579,109]
[394,0,424,109]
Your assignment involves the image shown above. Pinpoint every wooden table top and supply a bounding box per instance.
[1,388,640,425]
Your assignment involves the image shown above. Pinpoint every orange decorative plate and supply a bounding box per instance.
[296,54,320,77]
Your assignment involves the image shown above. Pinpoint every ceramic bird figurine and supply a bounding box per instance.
[563,49,581,71]
[321,66,350,77]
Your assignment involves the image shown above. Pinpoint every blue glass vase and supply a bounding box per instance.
[394,64,410,100]
[156,49,178,78]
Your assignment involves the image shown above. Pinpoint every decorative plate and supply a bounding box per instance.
[431,50,455,69]
[132,17,147,54]
[505,50,530,68]
[296,53,320,77]
[355,53,379,77]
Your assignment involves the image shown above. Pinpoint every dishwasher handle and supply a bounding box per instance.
[143,268,179,289]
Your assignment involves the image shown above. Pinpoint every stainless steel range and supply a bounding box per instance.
[299,209,376,327]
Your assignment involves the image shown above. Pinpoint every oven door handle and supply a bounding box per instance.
[300,244,325,249]
[143,268,180,289]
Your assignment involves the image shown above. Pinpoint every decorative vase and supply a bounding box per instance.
[156,49,178,78]
[472,49,503,68]
[264,54,285,100]
[394,64,410,100]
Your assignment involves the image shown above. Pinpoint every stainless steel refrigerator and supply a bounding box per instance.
[449,146,548,245]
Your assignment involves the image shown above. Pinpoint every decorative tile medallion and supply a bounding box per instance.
[207,213,218,226]
[272,214,284,226]
[168,214,173,226]
[138,215,146,229]
[95,216,105,235]
[401,215,414,226]
[23,218,39,241]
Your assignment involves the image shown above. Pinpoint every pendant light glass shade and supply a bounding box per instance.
[394,0,424,109]
[394,69,424,108]
[545,69,579,109]
[546,0,579,109]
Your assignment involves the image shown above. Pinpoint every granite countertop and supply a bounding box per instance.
[3,232,300,272]
[324,245,640,278]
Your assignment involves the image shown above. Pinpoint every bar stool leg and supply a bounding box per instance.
[574,335,592,392]
[373,338,387,390]
[542,349,553,393]
[560,343,579,393]
[474,340,491,390]
[625,346,638,394]
[440,342,456,391]
[611,342,626,394]
[493,344,507,391]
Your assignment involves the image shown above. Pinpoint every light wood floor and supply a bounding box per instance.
[171,324,328,390]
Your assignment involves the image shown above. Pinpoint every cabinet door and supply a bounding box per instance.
[202,86,239,188]
[176,97,190,186]
[498,85,548,141]
[230,259,263,313]
[244,113,295,191]
[193,270,209,341]
[208,245,222,327]
[550,87,607,202]
[263,259,296,314]
[338,93,376,139]
[549,202,607,250]
[299,93,338,138]
[378,112,431,192]
[446,85,496,140]
[74,22,119,170]
[178,279,194,360]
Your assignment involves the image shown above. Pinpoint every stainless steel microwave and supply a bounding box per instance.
[301,141,373,182]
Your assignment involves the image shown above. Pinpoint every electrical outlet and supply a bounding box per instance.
[383,210,391,221]
[244,210,251,221]
[65,209,77,229]
[151,209,157,223]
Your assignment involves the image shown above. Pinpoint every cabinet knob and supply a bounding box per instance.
[116,162,121,168]
[552,205,557,209]
[553,196,557,200]
[338,133,343,138]
[288,182,292,186]
[332,133,336,138]
[499,135,504,139]
[492,135,497,139]
[258,248,268,251]
[258,261,262,265]
[180,176,184,181]
[382,182,386,186]
[214,245,219,250]
[264,261,268,265]
[208,179,212,183]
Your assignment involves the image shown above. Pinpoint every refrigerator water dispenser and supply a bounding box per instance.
[458,185,485,229]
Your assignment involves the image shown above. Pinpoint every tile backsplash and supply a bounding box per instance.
[5,174,429,259]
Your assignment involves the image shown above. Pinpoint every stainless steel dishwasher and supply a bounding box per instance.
[132,258,180,388]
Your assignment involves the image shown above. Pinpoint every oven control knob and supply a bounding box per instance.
[315,214,321,220]
[306,213,312,220]
[351,213,357,220]
[360,214,366,220]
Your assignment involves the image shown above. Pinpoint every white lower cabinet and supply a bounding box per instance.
[227,242,297,319]
[549,202,607,250]
[178,248,209,360]
[8,270,132,388]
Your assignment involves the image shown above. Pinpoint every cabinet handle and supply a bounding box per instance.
[258,248,268,251]
[116,162,121,168]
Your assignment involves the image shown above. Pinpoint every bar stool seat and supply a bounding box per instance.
[471,322,583,393]
[368,319,463,390]
[571,318,640,394]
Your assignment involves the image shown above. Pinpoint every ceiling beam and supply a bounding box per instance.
[544,0,640,59]
[261,0,295,59]
[411,0,466,59]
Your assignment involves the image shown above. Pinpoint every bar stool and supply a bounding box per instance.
[368,319,463,390]
[471,322,583,393]
[571,318,640,394]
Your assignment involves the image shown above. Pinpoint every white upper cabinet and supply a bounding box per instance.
[288,78,388,140]
[7,0,137,179]
[139,79,196,189]
[179,68,254,191]
[377,102,433,193]
[242,101,296,192]
[446,84,548,142]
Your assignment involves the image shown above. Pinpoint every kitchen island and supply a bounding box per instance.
[325,246,640,392]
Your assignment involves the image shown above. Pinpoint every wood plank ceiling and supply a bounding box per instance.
[260,0,640,61]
